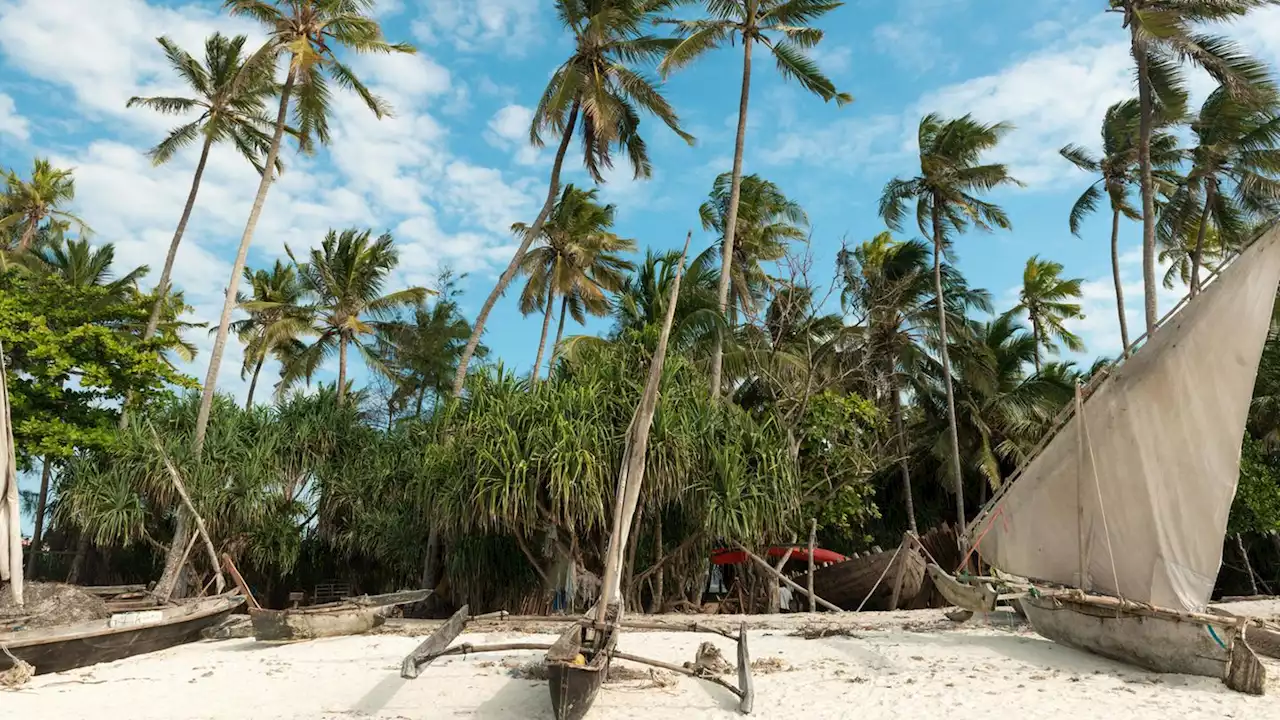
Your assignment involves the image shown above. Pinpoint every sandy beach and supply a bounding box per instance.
[3,609,1276,719]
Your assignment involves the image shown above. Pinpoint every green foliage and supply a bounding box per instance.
[1231,435,1280,536]
[0,268,193,467]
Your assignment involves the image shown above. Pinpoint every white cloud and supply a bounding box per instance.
[808,44,853,76]
[0,92,28,141]
[1064,249,1187,361]
[411,0,542,54]
[484,104,539,165]
[870,0,964,73]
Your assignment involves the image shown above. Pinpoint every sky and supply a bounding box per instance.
[2,0,1280,499]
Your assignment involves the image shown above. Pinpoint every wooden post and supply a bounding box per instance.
[1074,383,1090,591]
[221,553,261,609]
[807,519,816,612]
[151,426,225,596]
[737,544,843,612]
[768,546,796,613]
[888,533,915,610]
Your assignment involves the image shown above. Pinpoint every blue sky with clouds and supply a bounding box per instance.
[3,0,1280,419]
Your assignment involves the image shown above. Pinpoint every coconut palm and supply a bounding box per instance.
[1060,98,1183,354]
[0,158,90,251]
[879,112,1021,534]
[1014,256,1085,373]
[127,32,282,343]
[23,237,147,300]
[196,0,414,453]
[229,261,312,409]
[450,0,695,399]
[517,185,634,382]
[282,229,429,406]
[1160,87,1280,294]
[1108,0,1278,332]
[659,0,851,399]
[698,173,808,327]
[838,232,992,533]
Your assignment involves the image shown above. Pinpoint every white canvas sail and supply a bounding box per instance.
[971,227,1280,611]
[0,340,23,605]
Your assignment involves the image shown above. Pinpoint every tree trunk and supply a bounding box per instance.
[1132,22,1159,332]
[245,355,266,410]
[66,534,89,584]
[1110,208,1131,356]
[451,102,581,398]
[154,510,191,600]
[1236,533,1259,596]
[1031,316,1042,374]
[192,67,296,455]
[1190,187,1213,296]
[652,516,664,614]
[17,221,36,251]
[25,456,51,577]
[337,335,349,405]
[415,386,426,418]
[932,203,966,542]
[890,377,917,534]
[144,133,214,343]
[708,35,754,401]
[546,295,570,376]
[531,282,555,385]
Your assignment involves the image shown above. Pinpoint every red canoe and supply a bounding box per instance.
[710,546,847,566]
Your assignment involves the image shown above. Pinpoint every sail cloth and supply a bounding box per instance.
[973,227,1280,612]
[0,340,23,605]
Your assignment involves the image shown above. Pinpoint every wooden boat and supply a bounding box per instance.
[810,543,924,611]
[0,593,243,676]
[545,618,618,720]
[249,589,430,642]
[930,226,1280,694]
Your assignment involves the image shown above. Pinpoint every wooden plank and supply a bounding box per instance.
[221,553,261,610]
[400,604,468,679]
[83,584,148,596]
[737,621,753,714]
[807,519,817,612]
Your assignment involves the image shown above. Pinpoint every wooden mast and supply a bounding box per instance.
[0,340,23,605]
[596,232,692,625]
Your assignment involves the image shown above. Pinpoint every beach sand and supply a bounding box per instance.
[3,609,1275,719]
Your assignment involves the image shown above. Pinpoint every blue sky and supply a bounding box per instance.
[2,0,1280,421]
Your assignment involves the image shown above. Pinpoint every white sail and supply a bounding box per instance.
[972,227,1280,611]
[0,340,23,605]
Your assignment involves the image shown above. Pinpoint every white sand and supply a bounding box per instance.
[4,609,1276,719]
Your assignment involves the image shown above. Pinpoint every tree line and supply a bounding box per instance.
[2,0,1280,610]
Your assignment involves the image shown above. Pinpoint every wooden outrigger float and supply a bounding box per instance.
[929,225,1280,694]
[399,234,755,717]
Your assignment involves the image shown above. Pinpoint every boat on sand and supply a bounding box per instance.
[249,589,430,642]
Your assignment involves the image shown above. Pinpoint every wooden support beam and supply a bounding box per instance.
[807,519,817,613]
[736,545,843,613]
[401,604,469,679]
[221,553,260,609]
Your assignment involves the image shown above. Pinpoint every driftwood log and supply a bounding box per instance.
[736,545,842,612]
[151,425,225,597]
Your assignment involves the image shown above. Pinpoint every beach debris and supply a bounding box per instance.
[0,645,31,688]
[0,583,108,630]
[750,657,789,674]
[789,624,860,640]
[684,641,732,675]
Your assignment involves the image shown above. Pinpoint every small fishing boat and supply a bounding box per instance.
[0,593,243,676]
[545,615,618,720]
[810,542,925,611]
[931,225,1280,694]
[249,589,431,642]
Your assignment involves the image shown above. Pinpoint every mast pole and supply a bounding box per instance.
[1075,382,1090,592]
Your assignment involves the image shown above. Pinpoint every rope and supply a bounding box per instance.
[1079,388,1121,598]
[854,539,904,613]
[0,644,32,688]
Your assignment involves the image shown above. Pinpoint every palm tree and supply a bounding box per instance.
[229,261,311,409]
[283,229,429,406]
[1108,0,1277,332]
[1014,256,1085,373]
[127,32,282,343]
[0,158,90,251]
[449,0,695,399]
[1160,86,1280,294]
[196,0,414,452]
[838,232,992,533]
[659,0,851,399]
[517,185,634,382]
[1060,98,1182,355]
[24,237,147,300]
[698,173,808,328]
[879,112,1020,535]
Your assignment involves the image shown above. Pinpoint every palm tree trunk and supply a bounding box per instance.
[415,386,426,418]
[191,67,295,455]
[890,375,917,535]
[170,68,296,600]
[25,456,51,577]
[451,102,581,399]
[17,220,36,251]
[932,203,966,541]
[531,283,555,385]
[709,35,755,401]
[1190,188,1213,296]
[1131,21,1159,332]
[1110,208,1131,355]
[547,296,570,376]
[245,355,266,410]
[66,534,89,584]
[1031,316,1042,374]
[337,336,349,405]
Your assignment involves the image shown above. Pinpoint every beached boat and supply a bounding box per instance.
[932,224,1280,694]
[0,593,243,676]
[545,616,618,720]
[249,589,430,642]
[811,543,924,611]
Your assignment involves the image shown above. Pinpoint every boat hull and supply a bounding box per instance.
[545,622,614,720]
[1022,594,1239,679]
[811,546,925,610]
[0,595,242,676]
[250,589,430,642]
